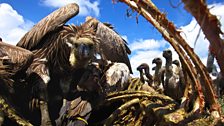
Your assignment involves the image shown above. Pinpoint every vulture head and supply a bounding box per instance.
[172,59,180,67]
[162,49,172,60]
[137,63,149,74]
[152,57,162,65]
[62,24,98,68]
[137,63,153,84]
[66,37,95,67]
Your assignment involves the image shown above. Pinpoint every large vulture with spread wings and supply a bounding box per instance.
[16,3,132,125]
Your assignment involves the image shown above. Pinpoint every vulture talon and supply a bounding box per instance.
[29,98,40,110]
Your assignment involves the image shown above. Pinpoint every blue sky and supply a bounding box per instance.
[0,0,223,76]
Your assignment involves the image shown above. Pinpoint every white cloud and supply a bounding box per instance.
[129,39,168,76]
[130,39,167,52]
[129,2,224,77]
[0,3,34,45]
[40,0,100,17]
[121,35,128,42]
[179,2,224,67]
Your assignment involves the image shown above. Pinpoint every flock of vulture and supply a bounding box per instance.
[0,2,223,126]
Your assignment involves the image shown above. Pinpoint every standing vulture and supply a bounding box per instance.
[206,50,223,96]
[16,3,132,126]
[152,57,164,92]
[162,49,184,101]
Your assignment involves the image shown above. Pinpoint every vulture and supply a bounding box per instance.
[77,59,130,94]
[152,57,164,92]
[136,63,153,85]
[162,49,184,101]
[100,60,130,94]
[56,60,130,126]
[207,47,218,76]
[206,50,223,96]
[0,41,34,125]
[16,3,132,125]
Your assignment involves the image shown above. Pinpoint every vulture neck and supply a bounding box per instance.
[154,63,162,75]
[165,57,173,77]
[140,67,153,84]
[144,67,152,81]
[153,63,162,85]
[139,70,145,83]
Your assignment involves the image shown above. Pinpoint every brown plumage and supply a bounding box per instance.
[78,60,131,94]
[101,61,130,94]
[83,16,132,73]
[17,3,79,50]
[56,60,130,126]
[0,42,34,77]
[16,3,132,125]
[16,3,82,125]
[56,97,92,126]
[77,63,102,93]
[0,41,34,125]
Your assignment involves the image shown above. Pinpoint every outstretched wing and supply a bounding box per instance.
[16,3,79,50]
[84,17,132,73]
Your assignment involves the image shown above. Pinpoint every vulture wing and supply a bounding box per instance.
[84,17,132,73]
[16,3,79,50]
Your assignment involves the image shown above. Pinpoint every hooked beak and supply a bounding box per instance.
[152,59,156,64]
[78,44,91,59]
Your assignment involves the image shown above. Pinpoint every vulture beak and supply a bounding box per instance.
[152,59,156,64]
[163,49,172,58]
[152,66,156,70]
[172,60,180,66]
[136,66,141,71]
[78,44,91,59]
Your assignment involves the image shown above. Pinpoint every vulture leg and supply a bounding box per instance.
[138,69,145,84]
[27,59,51,126]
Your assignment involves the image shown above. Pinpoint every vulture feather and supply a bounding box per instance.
[102,61,130,94]
[83,16,132,73]
[0,42,33,77]
[15,3,132,125]
[17,3,79,50]
[0,41,34,125]
[56,60,130,125]
[56,97,92,126]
